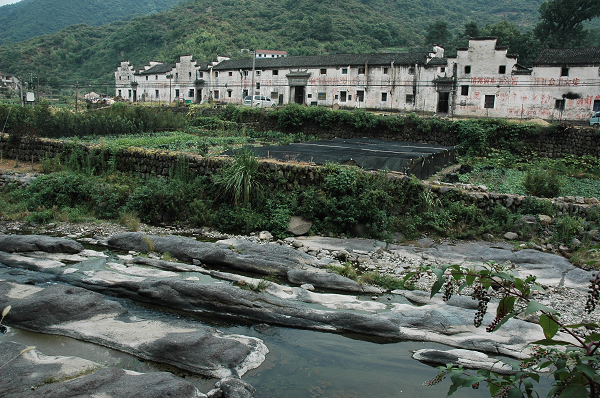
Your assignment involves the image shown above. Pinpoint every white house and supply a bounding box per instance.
[115,41,600,121]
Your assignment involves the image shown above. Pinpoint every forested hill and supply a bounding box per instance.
[0,0,186,45]
[0,0,597,89]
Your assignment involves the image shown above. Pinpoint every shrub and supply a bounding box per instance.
[523,168,562,198]
[552,215,584,246]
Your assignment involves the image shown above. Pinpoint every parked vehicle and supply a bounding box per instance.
[243,95,276,108]
[591,111,600,127]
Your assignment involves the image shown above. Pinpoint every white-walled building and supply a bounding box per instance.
[255,50,287,58]
[115,40,600,121]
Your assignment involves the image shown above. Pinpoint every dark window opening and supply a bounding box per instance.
[358,67,365,75]
[461,85,469,96]
[383,67,389,74]
[342,68,348,74]
[320,69,327,75]
[561,67,569,77]
[406,94,414,104]
[484,95,495,109]
[555,99,566,110]
[594,100,600,111]
[499,65,506,74]
[381,92,388,101]
[213,90,219,99]
[340,91,347,102]
[464,65,471,74]
[273,70,278,76]
[188,89,194,98]
[175,89,179,98]
[256,82,260,89]
[357,90,364,102]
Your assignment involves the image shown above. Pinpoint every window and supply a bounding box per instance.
[348,95,352,100]
[406,94,414,104]
[256,82,260,89]
[464,65,471,74]
[119,76,121,80]
[189,72,192,77]
[199,72,203,78]
[594,100,600,111]
[229,72,233,76]
[214,72,218,77]
[155,75,158,80]
[408,67,415,75]
[555,99,566,110]
[318,92,326,100]
[175,89,180,98]
[188,89,194,98]
[358,67,365,75]
[256,70,261,76]
[243,89,248,98]
[484,95,495,109]
[342,68,348,74]
[272,70,278,76]
[145,76,148,80]
[243,70,248,77]
[383,67,389,74]
[561,67,569,77]
[461,85,469,96]
[155,90,159,97]
[499,65,506,74]
[118,89,122,96]
[213,90,219,99]
[128,89,131,97]
[340,91,347,102]
[381,92,388,101]
[307,94,312,98]
[228,90,232,98]
[320,69,327,75]
[175,73,178,78]
[357,90,364,102]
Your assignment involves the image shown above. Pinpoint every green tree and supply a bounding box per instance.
[534,0,600,48]
[425,21,451,47]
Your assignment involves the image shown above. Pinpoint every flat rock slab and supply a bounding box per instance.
[0,341,207,398]
[0,235,83,254]
[0,282,268,378]
[412,348,516,375]
[107,233,372,293]
[0,251,67,271]
[294,236,387,253]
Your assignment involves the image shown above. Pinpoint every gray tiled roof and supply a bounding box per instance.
[533,48,600,66]
[137,63,175,75]
[213,52,430,70]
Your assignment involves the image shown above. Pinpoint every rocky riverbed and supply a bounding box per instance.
[0,221,598,397]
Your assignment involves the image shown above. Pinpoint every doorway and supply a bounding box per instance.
[437,92,449,113]
[293,86,305,104]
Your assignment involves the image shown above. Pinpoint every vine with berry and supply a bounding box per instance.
[404,262,600,398]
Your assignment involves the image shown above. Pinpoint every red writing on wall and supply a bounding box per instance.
[470,77,518,85]
[534,78,580,87]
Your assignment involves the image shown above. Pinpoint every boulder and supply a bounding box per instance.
[0,235,83,254]
[412,348,516,375]
[503,232,519,240]
[287,216,312,236]
[215,377,256,398]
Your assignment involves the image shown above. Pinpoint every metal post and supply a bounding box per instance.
[251,50,255,108]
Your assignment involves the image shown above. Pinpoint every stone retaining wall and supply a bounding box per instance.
[203,109,600,158]
[1,135,598,219]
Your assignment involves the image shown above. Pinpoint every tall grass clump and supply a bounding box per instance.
[213,147,261,207]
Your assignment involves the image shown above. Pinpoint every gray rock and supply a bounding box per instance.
[503,232,519,240]
[287,216,312,236]
[412,349,516,375]
[258,231,272,241]
[287,269,382,294]
[0,235,83,254]
[216,377,256,398]
[133,257,205,272]
[23,367,206,398]
[0,282,268,379]
[481,233,494,241]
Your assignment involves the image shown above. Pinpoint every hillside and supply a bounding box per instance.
[0,0,597,91]
[0,0,186,45]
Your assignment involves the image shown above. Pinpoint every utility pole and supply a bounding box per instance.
[251,50,255,109]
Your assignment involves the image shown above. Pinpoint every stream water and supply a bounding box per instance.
[2,243,552,397]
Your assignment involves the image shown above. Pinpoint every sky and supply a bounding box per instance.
[0,0,20,6]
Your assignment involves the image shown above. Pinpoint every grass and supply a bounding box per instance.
[327,263,410,291]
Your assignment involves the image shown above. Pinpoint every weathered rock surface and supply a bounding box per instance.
[106,233,374,293]
[287,216,312,236]
[0,342,206,398]
[0,235,83,254]
[0,282,268,378]
[412,348,516,375]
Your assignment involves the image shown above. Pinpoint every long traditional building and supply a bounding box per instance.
[115,39,600,122]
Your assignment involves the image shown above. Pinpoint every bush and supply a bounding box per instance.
[523,168,562,198]
[552,215,584,246]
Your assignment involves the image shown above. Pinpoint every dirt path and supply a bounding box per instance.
[0,158,39,173]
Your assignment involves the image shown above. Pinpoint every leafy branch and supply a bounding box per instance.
[405,262,600,397]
